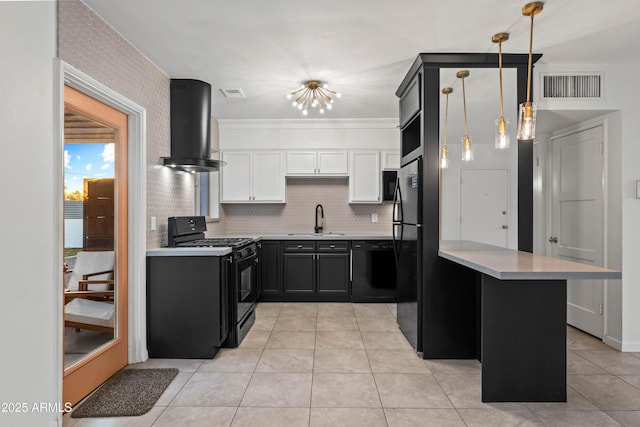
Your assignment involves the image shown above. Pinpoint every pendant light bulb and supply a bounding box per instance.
[518,2,543,141]
[441,146,448,169]
[462,135,473,161]
[492,32,511,149]
[457,70,473,162]
[441,87,453,169]
[495,117,511,150]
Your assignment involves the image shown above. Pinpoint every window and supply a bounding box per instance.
[195,171,220,220]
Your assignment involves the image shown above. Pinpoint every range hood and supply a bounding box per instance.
[162,79,224,173]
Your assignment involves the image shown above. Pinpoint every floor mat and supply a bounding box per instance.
[71,368,178,418]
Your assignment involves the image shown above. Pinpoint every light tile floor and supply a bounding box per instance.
[64,302,640,426]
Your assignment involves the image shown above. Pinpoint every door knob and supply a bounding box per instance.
[548,236,558,243]
[502,225,508,229]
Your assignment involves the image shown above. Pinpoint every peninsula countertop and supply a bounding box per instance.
[438,240,621,281]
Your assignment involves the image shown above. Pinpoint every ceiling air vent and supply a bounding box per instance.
[540,72,604,101]
[219,88,246,98]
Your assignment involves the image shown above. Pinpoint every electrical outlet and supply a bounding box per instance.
[150,216,157,231]
[371,213,378,223]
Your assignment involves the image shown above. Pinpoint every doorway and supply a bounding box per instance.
[63,85,129,406]
[459,169,509,248]
[550,125,605,338]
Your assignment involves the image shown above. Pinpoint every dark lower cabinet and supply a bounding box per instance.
[259,241,281,297]
[260,240,350,302]
[284,254,315,294]
[317,253,349,295]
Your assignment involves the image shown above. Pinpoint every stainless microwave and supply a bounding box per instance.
[382,170,397,202]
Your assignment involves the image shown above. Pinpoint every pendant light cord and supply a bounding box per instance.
[526,12,534,103]
[461,77,470,138]
[443,92,449,148]
[499,39,505,119]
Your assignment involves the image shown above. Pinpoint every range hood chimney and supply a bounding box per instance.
[162,79,223,173]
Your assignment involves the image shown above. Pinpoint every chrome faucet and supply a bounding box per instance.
[314,204,324,234]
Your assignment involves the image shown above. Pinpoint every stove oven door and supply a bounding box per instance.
[236,250,257,323]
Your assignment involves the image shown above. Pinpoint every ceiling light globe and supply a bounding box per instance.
[302,109,308,116]
[326,104,332,110]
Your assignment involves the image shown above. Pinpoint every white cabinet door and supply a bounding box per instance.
[318,151,348,175]
[286,151,316,175]
[221,151,252,202]
[253,151,285,202]
[349,151,380,203]
[381,150,401,170]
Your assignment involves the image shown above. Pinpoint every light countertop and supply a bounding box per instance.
[147,247,233,257]
[438,240,621,281]
[203,233,393,241]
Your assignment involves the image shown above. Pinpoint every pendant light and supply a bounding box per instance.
[457,70,473,162]
[441,87,453,169]
[492,32,510,149]
[517,2,544,141]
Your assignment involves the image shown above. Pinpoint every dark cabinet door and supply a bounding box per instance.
[259,241,281,296]
[283,253,315,294]
[317,253,350,295]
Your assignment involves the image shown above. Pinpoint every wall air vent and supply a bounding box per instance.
[220,88,246,98]
[540,72,604,101]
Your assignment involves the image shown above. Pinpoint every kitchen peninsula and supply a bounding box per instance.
[438,240,621,403]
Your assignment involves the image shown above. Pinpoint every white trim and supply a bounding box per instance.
[218,117,399,130]
[56,62,148,411]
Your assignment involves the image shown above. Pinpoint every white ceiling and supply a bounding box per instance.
[84,0,640,125]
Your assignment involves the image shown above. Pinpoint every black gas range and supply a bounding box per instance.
[168,216,257,347]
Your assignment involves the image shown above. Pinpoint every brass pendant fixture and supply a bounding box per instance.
[517,1,544,140]
[287,80,340,116]
[441,87,453,169]
[492,32,510,149]
[457,70,473,162]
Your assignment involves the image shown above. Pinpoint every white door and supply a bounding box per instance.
[349,151,380,203]
[286,151,316,175]
[317,151,348,175]
[459,169,509,247]
[221,151,252,202]
[253,151,285,202]
[551,126,604,338]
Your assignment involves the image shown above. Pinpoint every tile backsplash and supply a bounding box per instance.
[211,178,393,236]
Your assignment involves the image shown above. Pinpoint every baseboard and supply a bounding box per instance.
[603,335,640,352]
[603,334,623,350]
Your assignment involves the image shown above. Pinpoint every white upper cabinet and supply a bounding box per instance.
[349,151,381,203]
[221,151,285,203]
[286,150,348,176]
[381,150,401,170]
[317,151,348,175]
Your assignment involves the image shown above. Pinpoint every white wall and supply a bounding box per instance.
[218,118,399,150]
[0,2,60,426]
[536,63,637,350]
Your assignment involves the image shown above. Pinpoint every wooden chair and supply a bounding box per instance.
[64,251,115,334]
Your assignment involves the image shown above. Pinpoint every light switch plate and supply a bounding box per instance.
[371,213,378,223]
[150,216,157,231]
[636,181,640,199]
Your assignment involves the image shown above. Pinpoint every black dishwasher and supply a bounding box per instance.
[351,240,397,302]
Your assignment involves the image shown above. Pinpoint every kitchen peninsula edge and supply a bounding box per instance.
[438,240,621,403]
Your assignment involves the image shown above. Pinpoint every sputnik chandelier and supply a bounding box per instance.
[287,81,341,115]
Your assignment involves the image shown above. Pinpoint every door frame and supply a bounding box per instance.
[54,61,147,410]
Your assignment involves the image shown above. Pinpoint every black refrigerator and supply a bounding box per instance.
[392,157,422,352]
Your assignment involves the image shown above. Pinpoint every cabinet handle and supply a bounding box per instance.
[330,244,336,249]
[297,244,303,249]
